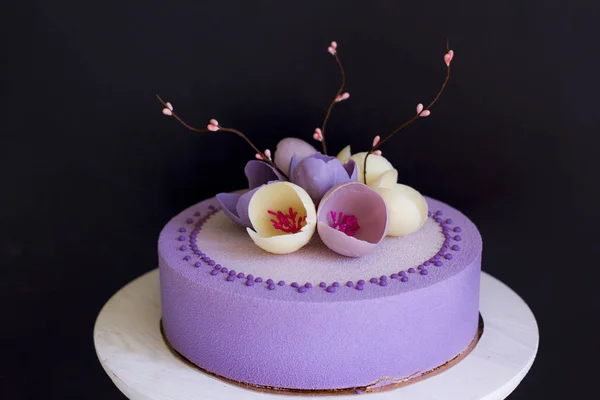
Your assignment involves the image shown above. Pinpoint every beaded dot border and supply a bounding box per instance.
[176,205,462,294]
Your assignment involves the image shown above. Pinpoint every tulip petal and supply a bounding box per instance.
[274,138,318,176]
[336,145,351,162]
[234,187,260,228]
[369,168,398,189]
[343,159,358,181]
[373,183,428,237]
[216,192,246,226]
[317,222,380,257]
[247,226,314,254]
[317,182,388,257]
[348,152,395,184]
[244,160,284,190]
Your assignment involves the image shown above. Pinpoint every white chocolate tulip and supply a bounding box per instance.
[246,181,317,254]
[368,168,398,189]
[373,183,428,237]
[348,152,395,185]
[336,145,352,162]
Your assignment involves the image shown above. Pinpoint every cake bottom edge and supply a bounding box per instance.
[159,314,484,395]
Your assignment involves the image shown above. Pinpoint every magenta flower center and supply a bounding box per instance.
[330,211,360,236]
[268,207,307,234]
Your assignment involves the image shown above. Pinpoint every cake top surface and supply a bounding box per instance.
[158,195,482,303]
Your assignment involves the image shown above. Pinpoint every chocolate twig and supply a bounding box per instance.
[363,41,452,185]
[156,95,289,180]
[319,50,347,155]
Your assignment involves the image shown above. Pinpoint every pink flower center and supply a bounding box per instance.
[268,207,307,234]
[330,211,360,236]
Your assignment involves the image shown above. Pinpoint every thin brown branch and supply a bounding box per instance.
[362,51,452,184]
[320,52,346,155]
[156,94,289,180]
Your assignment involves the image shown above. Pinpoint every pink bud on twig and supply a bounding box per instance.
[372,135,381,147]
[335,92,350,102]
[327,41,338,55]
[313,128,323,142]
[444,49,454,66]
[373,150,382,156]
[162,108,173,116]
[207,119,220,131]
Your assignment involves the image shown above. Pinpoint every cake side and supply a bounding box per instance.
[159,195,482,390]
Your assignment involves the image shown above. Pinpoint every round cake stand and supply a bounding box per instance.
[94,270,538,400]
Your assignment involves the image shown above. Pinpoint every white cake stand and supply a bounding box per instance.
[94,270,538,400]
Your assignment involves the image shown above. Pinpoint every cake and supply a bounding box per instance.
[157,41,481,393]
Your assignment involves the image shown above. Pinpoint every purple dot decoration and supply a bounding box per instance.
[178,206,465,295]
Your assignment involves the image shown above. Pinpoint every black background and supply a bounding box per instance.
[1,1,599,398]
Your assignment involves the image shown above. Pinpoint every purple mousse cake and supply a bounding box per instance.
[158,195,481,392]
[157,41,479,393]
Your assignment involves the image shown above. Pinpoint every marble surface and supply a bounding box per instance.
[94,269,539,400]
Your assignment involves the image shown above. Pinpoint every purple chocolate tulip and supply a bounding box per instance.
[291,153,358,204]
[317,182,388,257]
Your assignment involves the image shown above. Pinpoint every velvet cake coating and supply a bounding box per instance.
[159,195,482,390]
